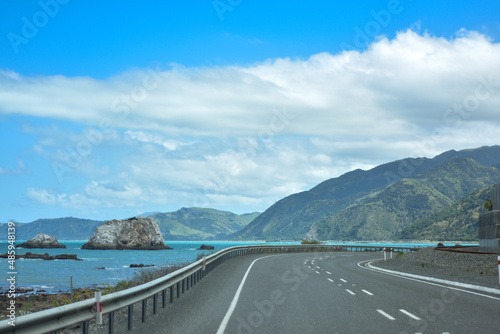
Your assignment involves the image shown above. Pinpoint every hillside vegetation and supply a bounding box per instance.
[149,207,254,240]
[399,185,492,241]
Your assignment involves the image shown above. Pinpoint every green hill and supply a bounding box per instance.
[399,185,493,241]
[239,212,261,224]
[150,207,251,240]
[233,146,500,241]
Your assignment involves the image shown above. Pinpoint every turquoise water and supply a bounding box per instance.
[0,241,475,293]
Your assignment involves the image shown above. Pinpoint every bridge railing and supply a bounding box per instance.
[0,244,418,334]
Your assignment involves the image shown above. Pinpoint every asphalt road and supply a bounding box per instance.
[134,252,500,334]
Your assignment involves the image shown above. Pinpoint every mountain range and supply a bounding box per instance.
[0,208,260,241]
[232,145,500,241]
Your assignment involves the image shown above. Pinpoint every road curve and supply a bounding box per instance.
[136,252,500,334]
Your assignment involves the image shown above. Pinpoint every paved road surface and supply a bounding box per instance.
[135,252,500,334]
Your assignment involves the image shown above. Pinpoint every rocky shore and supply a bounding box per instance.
[374,247,500,289]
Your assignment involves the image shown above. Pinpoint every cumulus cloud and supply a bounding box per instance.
[6,29,500,215]
[1,30,498,138]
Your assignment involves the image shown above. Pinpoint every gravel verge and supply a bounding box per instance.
[373,247,500,289]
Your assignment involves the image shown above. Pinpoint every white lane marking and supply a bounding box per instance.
[361,289,373,296]
[399,309,421,321]
[216,255,276,334]
[351,284,356,286]
[345,289,355,295]
[376,309,395,321]
[337,284,342,286]
[315,271,321,274]
[327,278,334,283]
[316,266,321,269]
[325,271,331,275]
[357,259,500,301]
[340,278,347,283]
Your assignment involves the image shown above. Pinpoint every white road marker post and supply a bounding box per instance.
[390,248,393,259]
[95,290,102,325]
[202,256,206,271]
[383,248,387,261]
[498,256,500,284]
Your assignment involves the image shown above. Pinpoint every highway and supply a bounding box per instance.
[139,252,500,334]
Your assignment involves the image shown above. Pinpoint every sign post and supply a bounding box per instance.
[95,290,102,325]
[498,256,500,284]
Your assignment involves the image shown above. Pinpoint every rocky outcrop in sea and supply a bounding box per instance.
[81,217,172,250]
[16,233,66,249]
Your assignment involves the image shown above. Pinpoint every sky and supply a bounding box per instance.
[1,0,500,223]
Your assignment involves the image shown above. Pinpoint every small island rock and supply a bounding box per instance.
[17,233,66,249]
[199,244,215,250]
[81,217,172,250]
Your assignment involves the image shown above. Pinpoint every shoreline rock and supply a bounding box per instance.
[199,244,214,250]
[17,233,66,249]
[129,264,157,268]
[0,252,82,261]
[81,217,172,250]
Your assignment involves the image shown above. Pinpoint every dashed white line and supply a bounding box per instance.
[376,309,395,321]
[315,271,321,274]
[340,278,347,283]
[345,289,355,295]
[327,278,334,283]
[361,289,373,296]
[325,271,331,275]
[399,309,421,321]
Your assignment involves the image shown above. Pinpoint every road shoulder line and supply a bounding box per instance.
[363,260,500,296]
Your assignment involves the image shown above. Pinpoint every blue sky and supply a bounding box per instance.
[1,0,500,222]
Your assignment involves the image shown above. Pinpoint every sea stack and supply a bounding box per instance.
[478,183,500,251]
[17,233,66,249]
[81,217,171,250]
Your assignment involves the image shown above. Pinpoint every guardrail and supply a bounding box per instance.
[0,244,419,334]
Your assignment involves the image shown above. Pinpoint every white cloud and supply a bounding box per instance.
[125,130,190,151]
[1,29,498,140]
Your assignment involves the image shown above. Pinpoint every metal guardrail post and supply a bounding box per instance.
[108,311,114,334]
[128,305,133,330]
[82,320,89,334]
[153,294,157,314]
[142,299,146,323]
[162,289,166,308]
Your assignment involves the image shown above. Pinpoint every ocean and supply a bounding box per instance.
[0,240,475,293]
